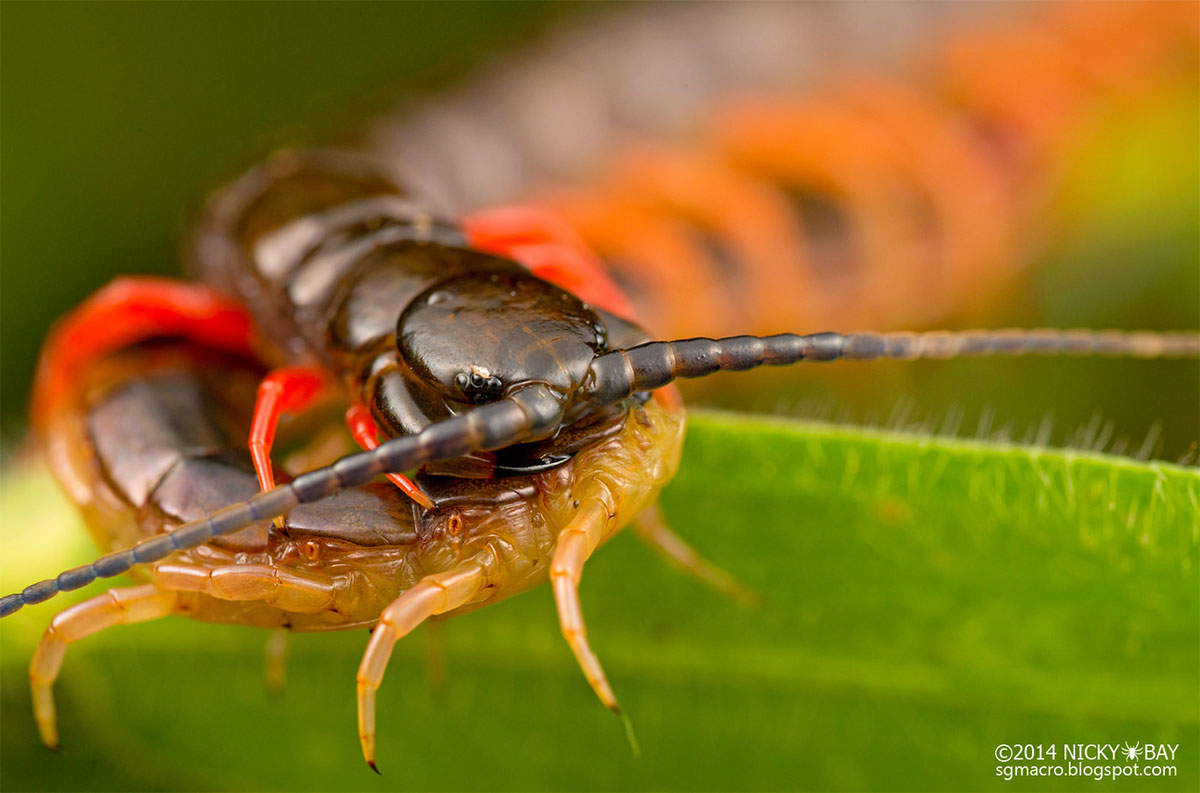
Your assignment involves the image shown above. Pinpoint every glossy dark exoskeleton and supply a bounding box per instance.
[5,145,1198,621]
[5,2,1199,774]
[189,149,646,479]
[4,149,1197,775]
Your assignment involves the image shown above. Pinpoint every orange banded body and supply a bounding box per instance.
[4,0,1198,774]
[369,1,1198,338]
[185,148,643,474]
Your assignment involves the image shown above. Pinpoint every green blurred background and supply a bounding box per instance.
[1,1,563,437]
[2,2,1197,455]
[1,3,1197,792]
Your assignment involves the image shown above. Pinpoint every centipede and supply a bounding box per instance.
[1,1,1197,783]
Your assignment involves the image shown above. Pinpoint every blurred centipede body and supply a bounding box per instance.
[366,1,1197,339]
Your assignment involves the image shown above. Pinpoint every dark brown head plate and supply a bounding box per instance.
[397,270,606,405]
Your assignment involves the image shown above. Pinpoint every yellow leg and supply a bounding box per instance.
[632,504,758,604]
[29,584,178,749]
[550,496,622,713]
[153,563,337,613]
[356,555,493,772]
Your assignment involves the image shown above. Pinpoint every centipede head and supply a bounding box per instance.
[398,268,608,408]
[2,323,1196,618]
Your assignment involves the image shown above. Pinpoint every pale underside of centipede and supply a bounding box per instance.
[3,0,1198,776]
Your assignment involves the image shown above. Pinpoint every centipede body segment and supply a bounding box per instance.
[3,0,1198,774]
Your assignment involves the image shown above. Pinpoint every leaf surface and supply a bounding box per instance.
[2,411,1196,791]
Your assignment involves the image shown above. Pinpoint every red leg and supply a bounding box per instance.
[33,277,255,427]
[463,205,636,319]
[466,207,685,408]
[250,366,328,495]
[654,384,684,412]
[345,403,435,510]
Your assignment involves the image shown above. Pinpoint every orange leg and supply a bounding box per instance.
[344,403,435,510]
[152,563,338,613]
[551,498,622,713]
[32,567,340,749]
[654,384,684,412]
[32,277,255,428]
[30,585,179,749]
[632,504,757,604]
[356,555,493,772]
[462,204,635,319]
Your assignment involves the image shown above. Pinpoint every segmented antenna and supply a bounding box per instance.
[3,328,1196,618]
[584,329,1200,402]
[0,384,565,618]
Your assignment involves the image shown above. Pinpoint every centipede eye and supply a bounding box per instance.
[454,369,504,404]
[399,268,605,405]
[592,322,608,353]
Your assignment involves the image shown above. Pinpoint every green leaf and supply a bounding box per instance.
[2,411,1196,792]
